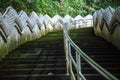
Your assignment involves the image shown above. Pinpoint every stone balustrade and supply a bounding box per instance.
[0,6,93,59]
[93,6,120,49]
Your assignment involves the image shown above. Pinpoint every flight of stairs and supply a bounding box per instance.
[69,28,120,80]
[0,27,120,80]
[0,30,69,80]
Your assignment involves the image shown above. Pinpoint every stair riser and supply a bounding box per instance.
[0,69,66,76]
[0,64,66,69]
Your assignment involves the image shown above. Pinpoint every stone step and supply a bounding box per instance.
[5,53,65,58]
[0,64,66,69]
[1,60,66,64]
[3,56,66,60]
[0,74,70,80]
[0,68,67,75]
[2,58,120,64]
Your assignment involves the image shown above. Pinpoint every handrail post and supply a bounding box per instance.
[69,43,76,80]
[63,23,69,75]
[76,51,81,80]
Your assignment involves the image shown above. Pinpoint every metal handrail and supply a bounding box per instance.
[63,22,119,80]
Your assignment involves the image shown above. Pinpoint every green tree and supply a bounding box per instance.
[0,0,119,17]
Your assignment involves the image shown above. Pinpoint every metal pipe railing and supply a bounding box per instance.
[63,21,119,80]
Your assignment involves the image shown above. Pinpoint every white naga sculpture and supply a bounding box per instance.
[0,6,93,59]
[93,6,120,49]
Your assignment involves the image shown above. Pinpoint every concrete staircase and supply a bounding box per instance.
[69,28,120,80]
[0,27,120,80]
[0,30,69,80]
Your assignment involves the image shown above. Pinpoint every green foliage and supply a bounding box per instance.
[0,0,120,17]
